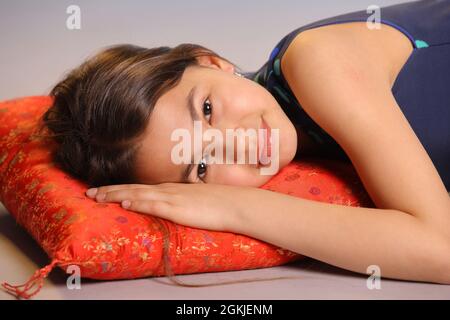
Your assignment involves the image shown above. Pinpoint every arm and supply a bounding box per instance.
[279,26,450,227]
[228,28,450,284]
[232,188,450,284]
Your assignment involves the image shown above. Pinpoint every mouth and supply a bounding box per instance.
[257,117,272,166]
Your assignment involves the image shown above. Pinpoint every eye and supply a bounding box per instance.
[197,98,212,182]
[202,98,212,123]
[197,154,209,182]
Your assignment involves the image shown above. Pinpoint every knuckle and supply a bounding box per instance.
[104,190,122,201]
[96,187,106,194]
[134,188,146,197]
[96,192,107,201]
[170,193,183,202]
[161,182,177,189]
[150,200,169,213]
[102,192,114,201]
[148,200,160,212]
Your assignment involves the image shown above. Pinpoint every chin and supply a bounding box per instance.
[276,153,292,173]
[279,132,298,169]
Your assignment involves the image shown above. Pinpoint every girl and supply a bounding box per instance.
[40,0,450,285]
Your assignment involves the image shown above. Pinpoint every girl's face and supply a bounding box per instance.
[134,55,298,187]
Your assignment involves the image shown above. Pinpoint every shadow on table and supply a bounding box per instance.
[0,212,67,285]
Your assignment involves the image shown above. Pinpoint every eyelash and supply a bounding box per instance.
[197,98,212,182]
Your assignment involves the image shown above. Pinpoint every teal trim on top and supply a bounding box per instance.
[415,39,429,48]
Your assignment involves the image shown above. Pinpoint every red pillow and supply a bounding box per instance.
[0,96,374,299]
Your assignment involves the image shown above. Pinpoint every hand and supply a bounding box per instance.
[85,182,264,232]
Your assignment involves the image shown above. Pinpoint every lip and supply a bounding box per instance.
[257,117,272,166]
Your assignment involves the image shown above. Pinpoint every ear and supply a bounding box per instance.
[195,55,235,75]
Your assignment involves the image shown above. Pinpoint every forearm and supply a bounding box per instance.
[232,189,450,284]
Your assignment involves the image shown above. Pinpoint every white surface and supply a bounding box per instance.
[1,201,450,300]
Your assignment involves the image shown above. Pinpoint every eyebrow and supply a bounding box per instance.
[181,85,199,183]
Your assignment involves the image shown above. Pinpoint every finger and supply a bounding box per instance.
[96,188,171,203]
[86,184,150,198]
[121,199,174,219]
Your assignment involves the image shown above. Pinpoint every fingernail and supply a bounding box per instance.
[86,188,98,197]
[121,200,131,208]
[96,193,106,201]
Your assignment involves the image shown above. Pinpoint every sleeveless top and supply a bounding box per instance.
[243,0,450,191]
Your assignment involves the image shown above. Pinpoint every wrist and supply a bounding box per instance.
[224,187,277,235]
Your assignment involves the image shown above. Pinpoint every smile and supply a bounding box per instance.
[258,117,272,166]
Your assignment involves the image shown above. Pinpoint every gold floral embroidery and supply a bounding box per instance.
[0,151,8,165]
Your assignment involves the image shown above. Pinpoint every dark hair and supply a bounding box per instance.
[39,43,230,188]
[36,43,304,287]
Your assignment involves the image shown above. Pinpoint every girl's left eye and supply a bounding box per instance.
[202,98,212,123]
[197,156,208,181]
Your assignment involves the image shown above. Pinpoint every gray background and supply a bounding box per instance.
[6,0,448,300]
[0,0,409,101]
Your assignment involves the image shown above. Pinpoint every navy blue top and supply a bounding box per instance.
[243,0,450,190]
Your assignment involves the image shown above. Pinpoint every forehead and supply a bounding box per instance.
[134,75,193,184]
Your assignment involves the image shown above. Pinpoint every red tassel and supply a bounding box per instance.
[1,259,59,299]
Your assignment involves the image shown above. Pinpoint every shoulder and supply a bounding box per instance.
[280,21,411,89]
[279,23,450,218]
[279,22,393,139]
[280,30,391,156]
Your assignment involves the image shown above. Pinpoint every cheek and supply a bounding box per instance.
[210,164,275,187]
[231,86,268,114]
